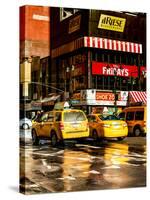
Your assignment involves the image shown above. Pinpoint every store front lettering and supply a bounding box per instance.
[102,67,129,77]
[96,92,115,101]
[101,17,123,27]
[92,61,141,78]
[98,14,126,32]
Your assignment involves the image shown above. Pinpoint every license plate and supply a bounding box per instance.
[72,123,79,128]
[113,125,120,128]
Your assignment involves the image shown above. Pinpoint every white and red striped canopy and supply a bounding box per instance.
[84,36,142,54]
[52,36,143,58]
[129,91,147,104]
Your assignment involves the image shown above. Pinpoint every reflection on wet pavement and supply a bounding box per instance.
[20,137,146,194]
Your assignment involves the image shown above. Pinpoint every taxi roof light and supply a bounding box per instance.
[54,101,70,110]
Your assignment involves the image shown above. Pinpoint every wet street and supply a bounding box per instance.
[20,130,146,195]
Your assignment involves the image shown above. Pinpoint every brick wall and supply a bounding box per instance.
[20,5,50,58]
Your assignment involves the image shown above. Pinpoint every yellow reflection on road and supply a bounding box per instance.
[60,150,91,191]
[104,143,129,165]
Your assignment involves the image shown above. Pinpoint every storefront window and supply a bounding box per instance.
[92,75,135,91]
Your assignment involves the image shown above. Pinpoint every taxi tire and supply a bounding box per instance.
[22,123,29,130]
[51,132,58,147]
[133,127,141,137]
[32,130,39,145]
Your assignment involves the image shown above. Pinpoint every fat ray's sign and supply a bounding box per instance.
[92,61,146,77]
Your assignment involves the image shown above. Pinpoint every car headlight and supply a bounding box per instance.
[102,124,111,127]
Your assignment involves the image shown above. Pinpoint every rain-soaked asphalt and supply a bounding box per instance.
[20,130,146,195]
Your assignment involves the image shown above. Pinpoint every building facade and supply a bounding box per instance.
[20,5,51,102]
[50,8,146,114]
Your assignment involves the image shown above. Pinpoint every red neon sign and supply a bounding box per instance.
[92,61,146,78]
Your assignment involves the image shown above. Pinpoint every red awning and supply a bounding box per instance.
[129,91,147,104]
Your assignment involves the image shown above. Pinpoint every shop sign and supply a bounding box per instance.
[42,101,54,106]
[69,15,81,34]
[80,100,127,106]
[80,90,128,106]
[98,14,126,32]
[92,61,143,77]
[96,92,115,101]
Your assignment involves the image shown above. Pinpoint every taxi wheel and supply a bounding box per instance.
[51,133,58,147]
[32,130,39,145]
[22,123,29,130]
[133,127,141,137]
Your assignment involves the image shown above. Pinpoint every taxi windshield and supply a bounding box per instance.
[64,111,86,122]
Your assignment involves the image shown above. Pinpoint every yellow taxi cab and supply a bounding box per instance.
[31,102,89,146]
[87,114,128,141]
[118,105,147,136]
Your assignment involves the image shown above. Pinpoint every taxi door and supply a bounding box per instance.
[40,112,54,137]
[126,111,135,134]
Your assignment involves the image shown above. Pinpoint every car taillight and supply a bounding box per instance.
[86,122,89,130]
[123,123,127,127]
[59,122,64,130]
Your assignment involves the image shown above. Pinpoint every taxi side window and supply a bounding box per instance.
[48,112,54,122]
[41,113,48,122]
[88,116,96,122]
[55,112,62,122]
[118,112,125,120]
[87,116,92,122]
[126,112,134,121]
[135,111,144,120]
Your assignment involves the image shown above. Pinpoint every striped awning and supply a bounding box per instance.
[129,91,147,104]
[84,37,142,54]
[52,36,142,58]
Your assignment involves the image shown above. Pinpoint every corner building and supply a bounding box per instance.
[51,8,146,114]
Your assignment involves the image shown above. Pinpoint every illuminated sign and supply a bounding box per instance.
[80,90,128,106]
[98,14,126,32]
[92,62,146,78]
[96,92,115,101]
[69,15,81,34]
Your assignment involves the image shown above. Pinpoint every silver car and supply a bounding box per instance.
[20,117,32,130]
